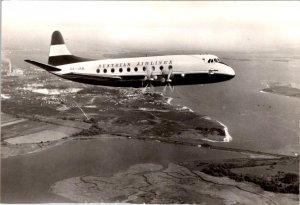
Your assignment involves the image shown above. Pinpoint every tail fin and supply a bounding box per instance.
[48,31,92,66]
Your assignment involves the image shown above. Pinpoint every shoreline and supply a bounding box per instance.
[2,114,291,160]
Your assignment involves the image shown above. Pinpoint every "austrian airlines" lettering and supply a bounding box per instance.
[98,60,173,68]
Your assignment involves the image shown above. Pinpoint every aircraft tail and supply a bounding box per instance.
[48,31,92,66]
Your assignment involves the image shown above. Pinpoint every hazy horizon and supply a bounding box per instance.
[2,1,300,53]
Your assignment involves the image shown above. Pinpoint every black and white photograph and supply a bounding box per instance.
[1,1,299,204]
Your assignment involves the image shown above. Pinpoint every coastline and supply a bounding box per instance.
[1,82,299,203]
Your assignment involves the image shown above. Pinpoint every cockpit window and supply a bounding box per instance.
[208,58,219,63]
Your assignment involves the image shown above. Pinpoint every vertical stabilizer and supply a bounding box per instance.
[48,31,92,66]
[49,31,71,58]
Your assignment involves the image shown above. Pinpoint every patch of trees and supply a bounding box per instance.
[201,164,299,194]
[196,127,225,136]
[72,123,103,137]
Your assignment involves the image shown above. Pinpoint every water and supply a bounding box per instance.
[1,138,242,203]
[171,54,300,155]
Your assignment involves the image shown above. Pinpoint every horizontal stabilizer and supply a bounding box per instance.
[24,60,61,72]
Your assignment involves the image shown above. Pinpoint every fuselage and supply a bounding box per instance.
[54,54,235,87]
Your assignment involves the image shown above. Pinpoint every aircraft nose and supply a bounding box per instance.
[226,66,235,77]
[217,62,235,78]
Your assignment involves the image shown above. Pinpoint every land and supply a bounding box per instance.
[1,74,230,158]
[51,162,298,204]
[182,157,299,195]
[262,84,300,99]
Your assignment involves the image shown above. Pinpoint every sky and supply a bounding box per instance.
[2,1,300,52]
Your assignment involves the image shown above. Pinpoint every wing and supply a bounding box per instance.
[61,72,122,81]
[172,70,209,75]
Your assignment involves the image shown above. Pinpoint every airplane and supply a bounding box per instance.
[25,31,235,88]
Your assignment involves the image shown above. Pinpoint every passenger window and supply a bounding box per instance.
[168,65,173,69]
[119,68,123,73]
[134,67,138,72]
[143,66,146,71]
[127,67,130,72]
[152,66,155,71]
[104,69,107,73]
[96,69,100,73]
[159,66,163,70]
[214,58,217,62]
[111,68,115,73]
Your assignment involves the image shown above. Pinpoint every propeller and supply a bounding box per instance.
[166,67,173,83]
[142,65,175,94]
[142,66,156,93]
[142,81,155,93]
[162,83,174,93]
[162,66,174,94]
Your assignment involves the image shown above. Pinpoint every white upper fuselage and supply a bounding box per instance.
[55,54,235,77]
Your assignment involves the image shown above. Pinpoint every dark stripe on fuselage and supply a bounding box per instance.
[60,73,234,88]
[48,55,94,66]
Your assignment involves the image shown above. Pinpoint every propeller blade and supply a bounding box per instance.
[163,84,168,93]
[142,83,149,93]
[169,84,175,92]
[150,83,154,89]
